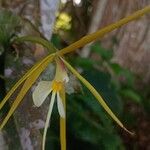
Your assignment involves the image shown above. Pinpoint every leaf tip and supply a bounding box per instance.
[123,126,135,136]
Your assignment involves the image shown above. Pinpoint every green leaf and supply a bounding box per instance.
[120,89,142,103]
[72,57,95,69]
[91,43,113,60]
[0,9,20,48]
[14,36,57,53]
[51,34,62,49]
[110,63,123,75]
[110,63,135,87]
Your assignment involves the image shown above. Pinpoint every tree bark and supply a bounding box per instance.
[81,0,150,82]
[0,0,59,149]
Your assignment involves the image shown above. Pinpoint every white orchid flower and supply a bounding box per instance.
[32,57,69,150]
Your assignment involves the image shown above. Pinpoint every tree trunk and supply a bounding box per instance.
[81,0,150,82]
[0,0,59,149]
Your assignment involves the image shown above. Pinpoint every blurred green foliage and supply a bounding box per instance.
[0,9,20,50]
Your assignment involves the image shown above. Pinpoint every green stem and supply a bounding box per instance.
[13,36,57,53]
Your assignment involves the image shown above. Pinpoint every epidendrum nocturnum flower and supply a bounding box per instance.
[32,57,69,150]
[0,6,149,150]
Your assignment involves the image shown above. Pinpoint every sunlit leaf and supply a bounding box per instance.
[0,55,54,129]
[61,58,133,135]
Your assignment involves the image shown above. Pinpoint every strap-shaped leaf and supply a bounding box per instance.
[0,54,55,111]
[57,6,150,56]
[0,55,54,130]
[61,58,133,135]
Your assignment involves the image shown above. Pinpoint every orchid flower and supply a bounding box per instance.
[0,6,149,150]
[32,58,69,150]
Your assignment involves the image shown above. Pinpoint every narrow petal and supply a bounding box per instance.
[57,92,65,118]
[0,55,54,130]
[42,91,56,150]
[61,58,133,135]
[32,81,52,107]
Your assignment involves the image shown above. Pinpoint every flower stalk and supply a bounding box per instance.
[59,86,66,150]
